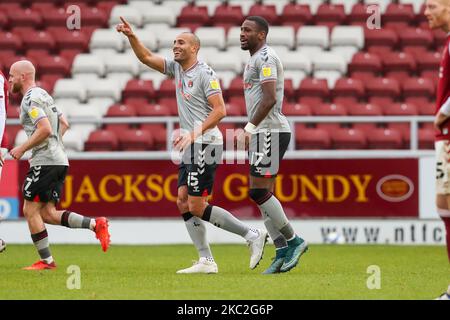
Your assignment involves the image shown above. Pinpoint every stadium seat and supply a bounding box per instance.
[295,127,331,149]
[348,52,383,81]
[332,128,367,149]
[297,78,329,105]
[402,77,435,105]
[312,103,347,116]
[365,77,401,105]
[248,4,278,25]
[49,28,90,52]
[364,28,399,54]
[418,102,435,116]
[66,103,102,121]
[331,26,364,50]
[315,4,346,29]
[383,3,415,31]
[135,103,174,117]
[383,52,416,83]
[208,52,242,74]
[347,103,383,116]
[283,103,312,116]
[6,106,20,119]
[279,2,312,31]
[195,27,226,50]
[85,129,119,151]
[312,52,347,75]
[297,26,329,50]
[158,98,178,115]
[177,4,209,31]
[367,128,403,149]
[125,28,158,52]
[267,26,296,50]
[0,32,23,53]
[122,79,156,102]
[158,79,176,99]
[418,127,435,149]
[106,104,137,118]
[104,53,140,76]
[22,30,55,51]
[156,27,191,49]
[225,102,245,116]
[140,4,176,27]
[280,79,294,102]
[332,78,365,105]
[53,79,87,102]
[109,5,143,28]
[63,130,85,152]
[347,3,371,26]
[383,102,418,116]
[226,76,244,98]
[37,56,71,78]
[119,129,154,151]
[139,123,167,150]
[330,0,359,14]
[0,12,7,30]
[416,51,441,76]
[400,28,434,55]
[9,8,43,29]
[72,54,106,77]
[86,78,122,102]
[212,4,244,32]
[90,28,125,52]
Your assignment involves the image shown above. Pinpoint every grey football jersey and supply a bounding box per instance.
[164,59,223,145]
[20,87,68,167]
[243,45,291,133]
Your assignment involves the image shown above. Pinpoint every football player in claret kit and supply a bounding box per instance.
[238,16,308,274]
[8,60,111,270]
[0,69,7,253]
[117,16,269,274]
[424,0,450,300]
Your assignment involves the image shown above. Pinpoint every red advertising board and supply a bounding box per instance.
[18,158,418,218]
[0,160,18,197]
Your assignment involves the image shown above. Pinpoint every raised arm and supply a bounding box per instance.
[116,16,165,73]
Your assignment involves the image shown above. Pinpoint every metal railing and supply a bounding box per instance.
[6,115,436,158]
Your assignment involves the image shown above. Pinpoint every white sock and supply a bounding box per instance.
[244,228,259,241]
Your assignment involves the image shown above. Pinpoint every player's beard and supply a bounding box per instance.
[11,82,22,94]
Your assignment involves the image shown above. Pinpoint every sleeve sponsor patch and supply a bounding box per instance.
[262,67,272,77]
[29,108,40,119]
[210,80,220,90]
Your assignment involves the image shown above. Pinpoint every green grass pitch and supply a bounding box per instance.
[0,244,448,300]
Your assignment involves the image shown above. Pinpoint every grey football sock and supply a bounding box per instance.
[263,217,287,249]
[202,205,249,238]
[182,212,213,260]
[258,195,295,240]
[31,229,53,263]
[61,211,93,230]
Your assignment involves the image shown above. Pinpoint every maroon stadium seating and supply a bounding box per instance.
[119,129,154,151]
[295,127,331,150]
[297,78,329,105]
[315,4,346,30]
[280,3,312,31]
[332,128,367,149]
[85,130,119,151]
[248,4,278,25]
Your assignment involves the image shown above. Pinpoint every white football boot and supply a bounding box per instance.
[176,257,218,274]
[435,285,450,300]
[247,229,269,269]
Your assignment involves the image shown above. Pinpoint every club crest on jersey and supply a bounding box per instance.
[188,80,193,87]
